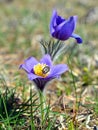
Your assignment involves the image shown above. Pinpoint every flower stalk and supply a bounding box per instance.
[38,90,45,126]
[19,9,83,129]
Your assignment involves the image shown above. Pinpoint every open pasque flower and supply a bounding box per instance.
[20,54,68,91]
[50,10,83,43]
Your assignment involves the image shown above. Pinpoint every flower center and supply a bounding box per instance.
[33,63,50,78]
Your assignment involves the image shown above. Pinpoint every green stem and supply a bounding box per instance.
[38,90,45,127]
[30,88,35,130]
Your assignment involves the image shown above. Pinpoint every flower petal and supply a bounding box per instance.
[56,16,77,40]
[73,16,78,29]
[52,21,66,37]
[56,15,65,25]
[50,10,57,34]
[33,78,50,91]
[19,57,38,73]
[71,33,83,43]
[19,64,30,73]
[48,64,68,78]
[27,73,40,80]
[40,54,52,66]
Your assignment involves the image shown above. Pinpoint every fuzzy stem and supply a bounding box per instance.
[38,90,46,127]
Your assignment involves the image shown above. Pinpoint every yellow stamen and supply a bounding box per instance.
[34,63,50,78]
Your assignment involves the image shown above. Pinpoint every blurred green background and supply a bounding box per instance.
[0,0,98,83]
[0,0,98,50]
[0,1,98,128]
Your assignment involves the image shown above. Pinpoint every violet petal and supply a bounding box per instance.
[56,16,77,40]
[71,33,83,43]
[50,10,57,34]
[48,64,68,78]
[40,54,52,66]
[20,57,38,73]
[27,73,40,80]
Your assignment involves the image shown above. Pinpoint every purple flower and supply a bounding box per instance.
[20,54,68,91]
[50,10,83,43]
